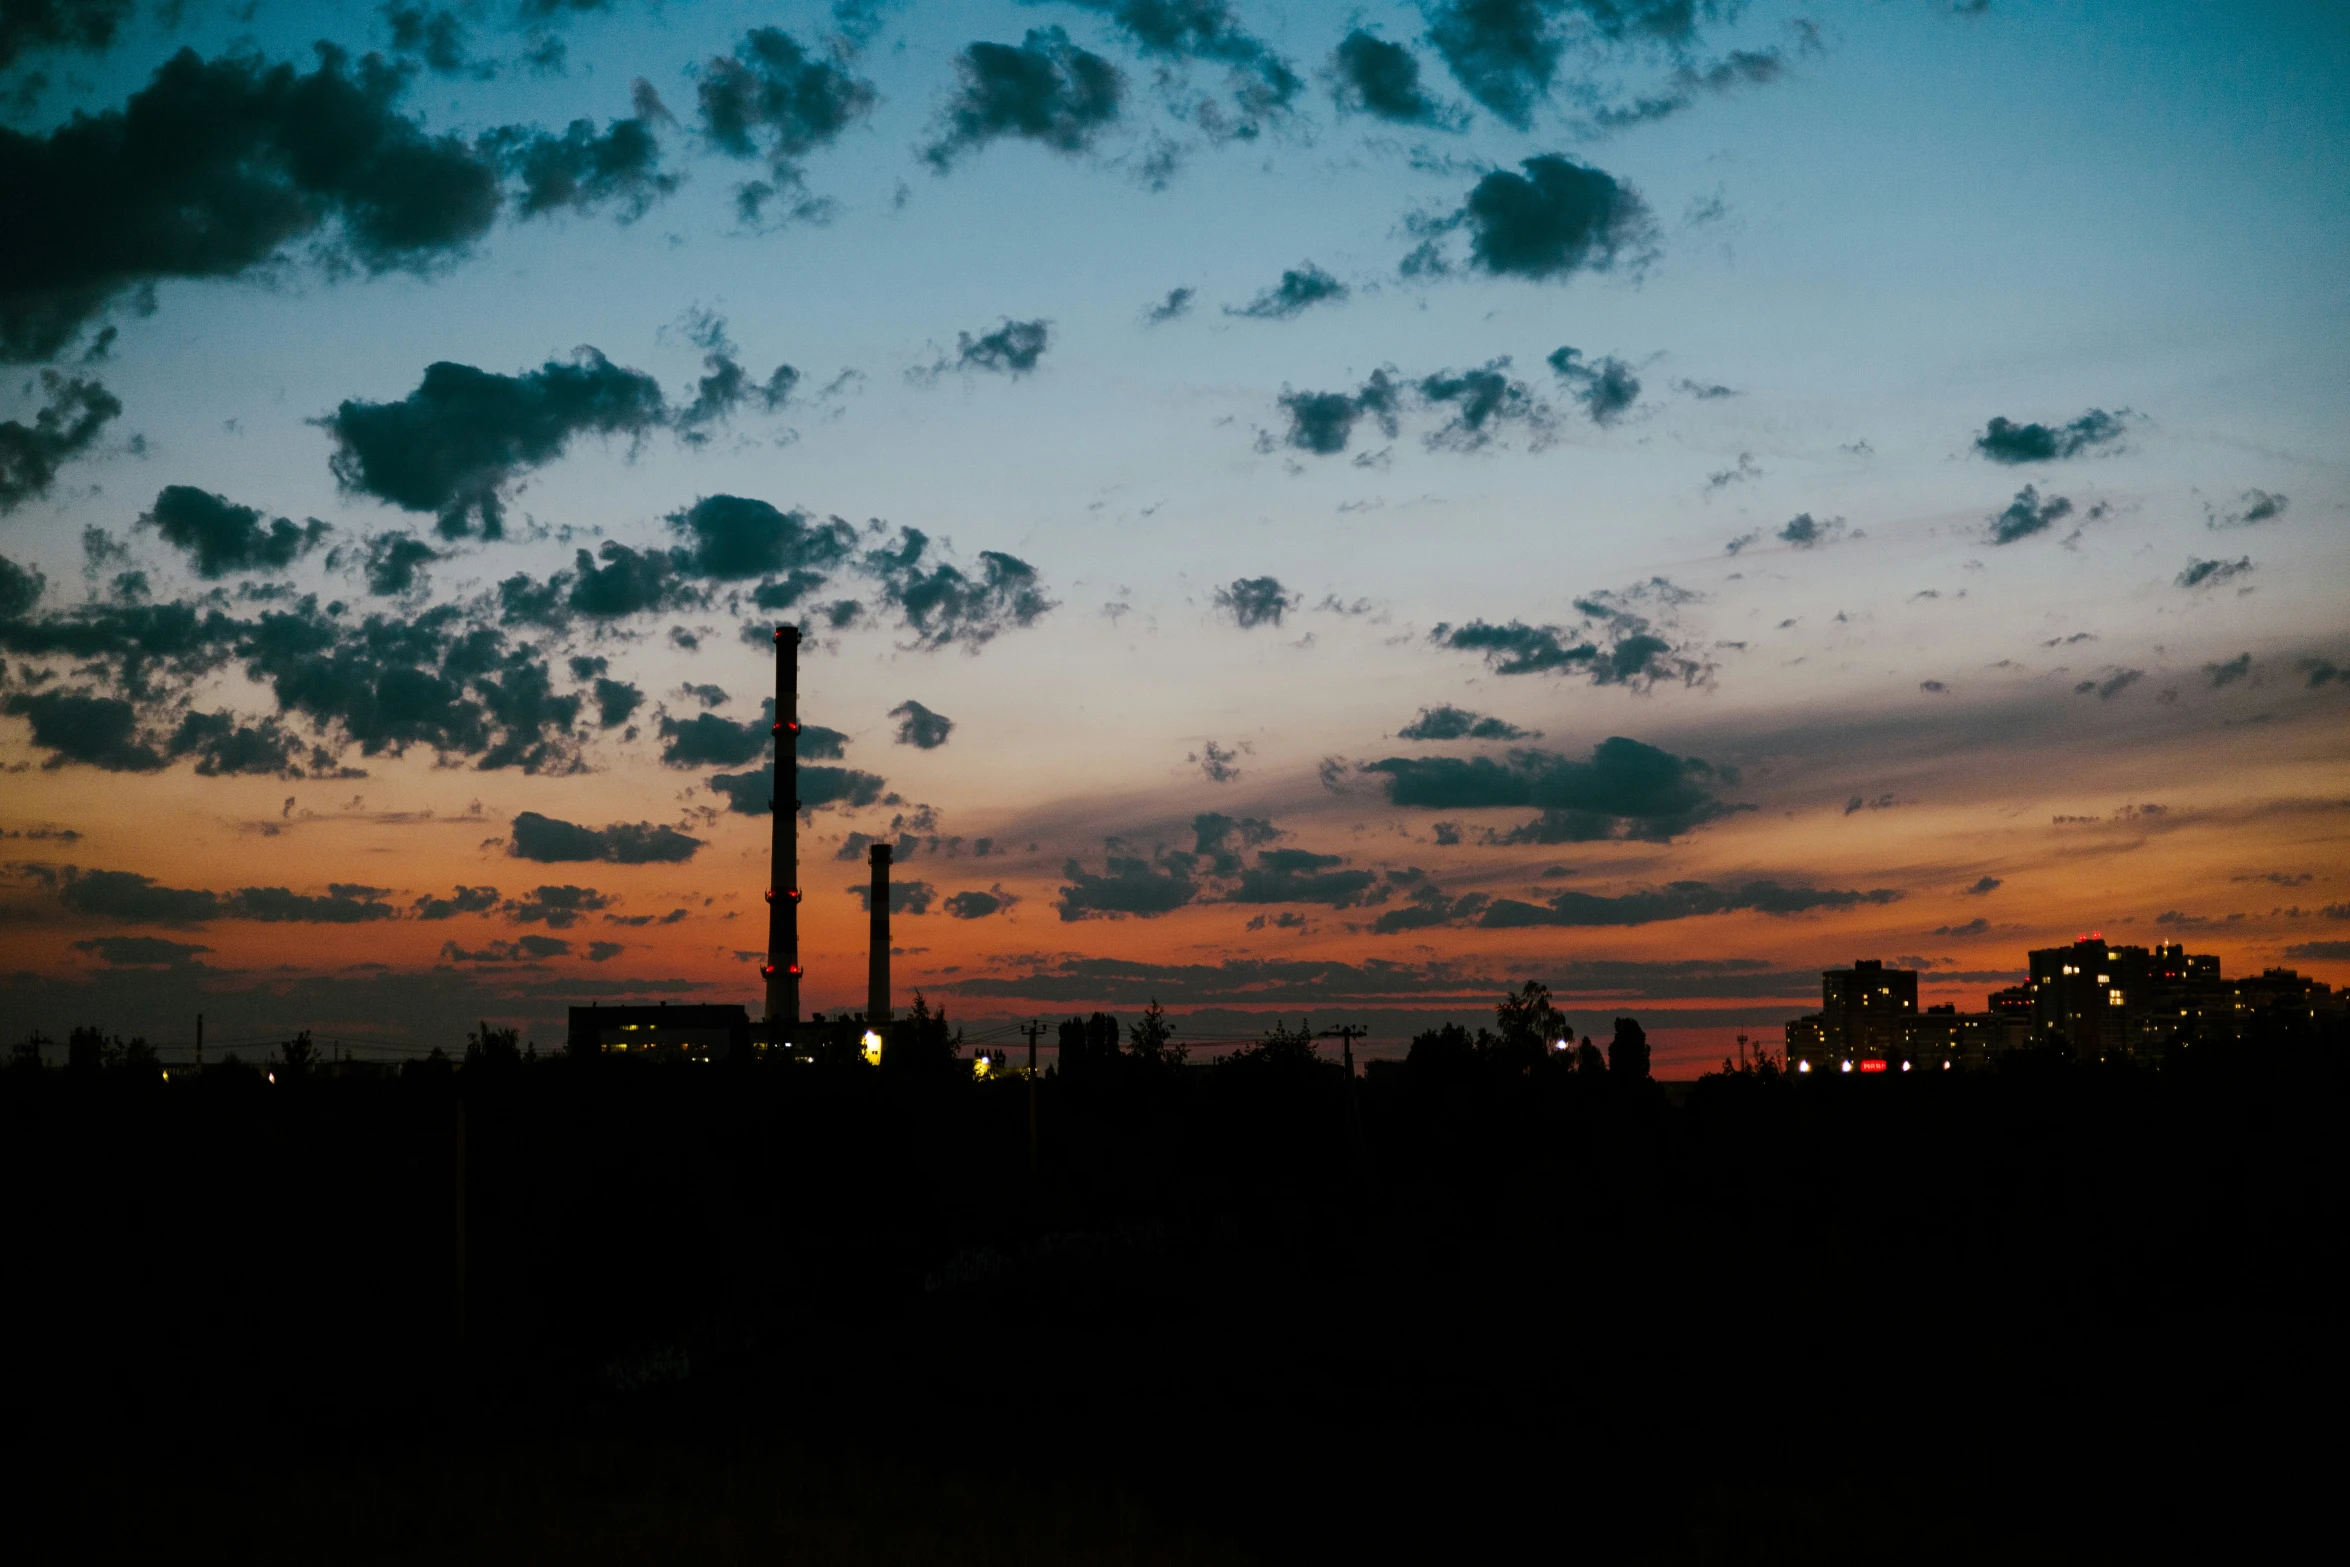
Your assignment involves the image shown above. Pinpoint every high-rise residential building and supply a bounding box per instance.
[1824,959,1918,1060]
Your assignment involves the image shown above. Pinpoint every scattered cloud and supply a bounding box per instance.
[1213,576,1298,628]
[1405,154,1656,281]
[1329,29,1456,127]
[1431,579,1709,690]
[1143,286,1195,323]
[0,374,121,511]
[944,885,1018,919]
[1397,704,1533,742]
[1,46,506,361]
[322,349,666,538]
[926,29,1121,168]
[2175,556,2253,590]
[1366,735,1739,843]
[141,486,327,578]
[1544,346,1639,425]
[1225,262,1347,321]
[507,811,703,864]
[1974,409,2128,464]
[891,699,954,749]
[1988,485,2073,545]
[2207,489,2287,530]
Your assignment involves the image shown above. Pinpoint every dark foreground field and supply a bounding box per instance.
[4,1042,2341,1564]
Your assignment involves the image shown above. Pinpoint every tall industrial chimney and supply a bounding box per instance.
[765,626,801,1038]
[867,841,893,1025]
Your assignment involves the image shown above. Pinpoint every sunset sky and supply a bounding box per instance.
[4,0,2345,1071]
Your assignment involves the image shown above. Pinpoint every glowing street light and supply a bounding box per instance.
[860,1029,883,1067]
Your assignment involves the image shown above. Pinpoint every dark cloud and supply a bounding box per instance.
[2302,658,2345,690]
[412,884,499,920]
[1417,359,1555,451]
[1935,918,1991,938]
[3,687,165,771]
[679,682,729,710]
[0,552,44,619]
[1987,485,2073,545]
[668,495,854,582]
[2284,941,2350,961]
[569,542,700,620]
[1974,409,2127,464]
[1456,878,1903,931]
[1777,512,1845,549]
[1234,848,1379,909]
[142,485,327,578]
[488,94,679,223]
[1432,581,1708,690]
[1422,0,1562,127]
[657,710,766,767]
[47,866,403,925]
[708,762,887,816]
[507,810,703,864]
[1225,263,1348,321]
[925,28,1123,167]
[1544,346,1638,425]
[697,28,878,176]
[1397,704,1532,742]
[52,868,221,925]
[890,699,953,749]
[1366,736,1738,843]
[2208,489,2287,530]
[1,46,505,361]
[322,349,666,538]
[0,373,120,511]
[1064,0,1299,130]
[441,935,570,963]
[381,3,474,78]
[229,884,402,923]
[238,599,586,770]
[1191,812,1280,878]
[1330,30,1453,126]
[859,527,1053,649]
[1143,286,1195,323]
[847,878,934,915]
[672,317,800,439]
[0,0,131,72]
[1408,154,1654,280]
[72,934,210,967]
[944,886,1017,919]
[1589,48,1785,130]
[1964,876,2002,896]
[365,532,439,596]
[1057,849,1196,921]
[2204,653,2252,688]
[941,318,1051,377]
[2176,556,2253,590]
[1268,368,1403,455]
[503,884,614,928]
[2073,669,2143,701]
[166,710,305,776]
[1213,575,1297,629]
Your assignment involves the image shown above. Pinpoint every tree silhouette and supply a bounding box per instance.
[1609,1017,1649,1080]
[278,1029,317,1078]
[466,1021,522,1070]
[1495,980,1568,1069]
[1128,1000,1183,1066]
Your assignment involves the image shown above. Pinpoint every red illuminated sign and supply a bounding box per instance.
[1857,1059,1889,1074]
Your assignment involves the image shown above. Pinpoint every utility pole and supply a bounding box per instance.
[1319,1025,1372,1197]
[1021,1020,1046,1186]
[195,1012,203,1069]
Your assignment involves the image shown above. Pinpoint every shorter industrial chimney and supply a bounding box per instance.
[867,842,893,1025]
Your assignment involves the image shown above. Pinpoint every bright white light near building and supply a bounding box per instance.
[1552,1038,1569,1053]
[1840,1060,1852,1074]
[1798,1060,1811,1073]
[861,1030,883,1066]
[972,1054,991,1077]
[1901,1060,1912,1072]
